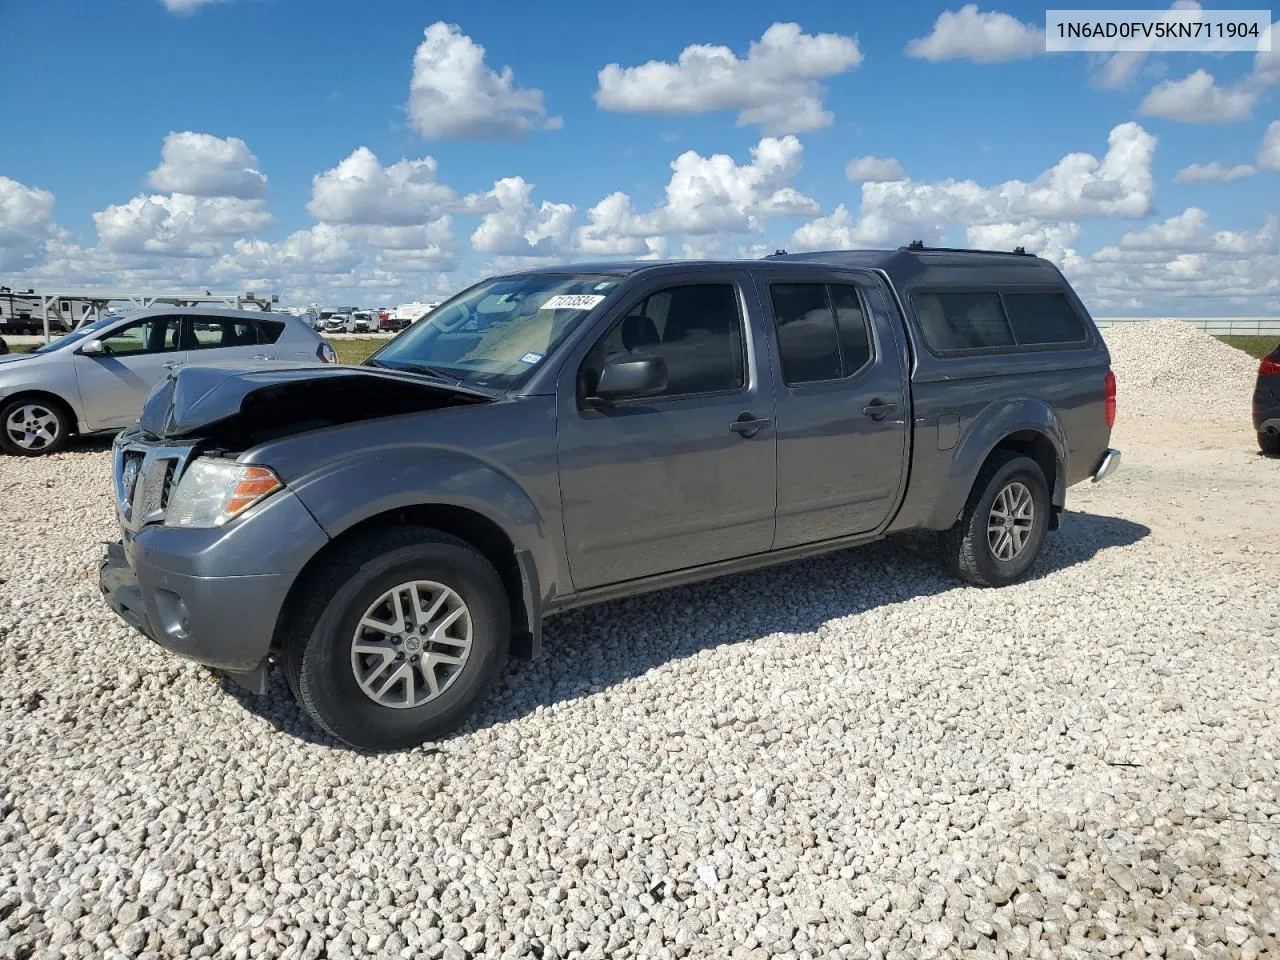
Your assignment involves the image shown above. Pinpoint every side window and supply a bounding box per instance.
[831,285,872,375]
[190,319,259,350]
[1002,292,1087,345]
[770,284,840,384]
[914,292,1014,353]
[769,283,875,386]
[256,319,285,344]
[98,316,181,356]
[581,283,745,400]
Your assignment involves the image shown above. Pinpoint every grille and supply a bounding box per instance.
[130,458,177,524]
[120,451,145,506]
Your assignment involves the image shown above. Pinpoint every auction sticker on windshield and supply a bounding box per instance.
[542,294,606,310]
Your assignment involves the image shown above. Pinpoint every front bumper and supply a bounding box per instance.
[1090,448,1122,483]
[100,539,290,691]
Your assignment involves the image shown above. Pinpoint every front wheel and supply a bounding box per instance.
[940,452,1050,587]
[284,527,510,751]
[0,397,72,456]
[1259,431,1280,457]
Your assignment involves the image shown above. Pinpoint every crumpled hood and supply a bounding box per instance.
[139,361,493,441]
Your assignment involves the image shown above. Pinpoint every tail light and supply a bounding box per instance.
[1260,355,1280,376]
[1104,370,1116,428]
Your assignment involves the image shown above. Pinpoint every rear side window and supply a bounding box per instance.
[914,292,1014,352]
[771,284,841,383]
[257,319,285,344]
[1002,292,1087,345]
[190,320,259,350]
[769,283,874,386]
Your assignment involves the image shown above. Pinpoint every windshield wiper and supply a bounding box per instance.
[383,360,466,386]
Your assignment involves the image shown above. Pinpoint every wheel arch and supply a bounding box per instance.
[927,397,1067,532]
[272,503,541,662]
[0,388,81,434]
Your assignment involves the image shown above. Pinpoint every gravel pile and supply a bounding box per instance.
[1102,320,1259,424]
[3,445,1279,960]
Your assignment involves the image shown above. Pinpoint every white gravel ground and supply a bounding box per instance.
[2,337,1279,958]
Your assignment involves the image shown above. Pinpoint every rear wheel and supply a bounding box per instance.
[0,397,72,456]
[284,527,510,751]
[940,451,1050,587]
[1259,431,1280,457]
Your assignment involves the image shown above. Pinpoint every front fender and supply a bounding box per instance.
[925,397,1068,530]
[288,445,546,550]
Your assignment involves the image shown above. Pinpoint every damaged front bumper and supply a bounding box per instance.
[99,538,288,695]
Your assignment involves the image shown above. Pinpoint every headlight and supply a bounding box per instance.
[165,458,282,528]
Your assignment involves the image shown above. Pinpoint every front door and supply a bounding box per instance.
[755,273,910,549]
[557,278,777,590]
[72,314,187,431]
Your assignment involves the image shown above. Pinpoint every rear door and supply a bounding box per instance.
[754,270,910,549]
[556,274,778,589]
[72,313,187,431]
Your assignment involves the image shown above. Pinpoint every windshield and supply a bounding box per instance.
[31,315,117,353]
[369,273,621,388]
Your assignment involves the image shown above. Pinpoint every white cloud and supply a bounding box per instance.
[1253,21,1279,86]
[147,132,267,199]
[792,122,1155,254]
[408,22,561,140]
[308,147,457,225]
[595,23,862,135]
[966,221,1083,268]
[1139,70,1257,123]
[1068,209,1279,312]
[1090,1,1202,89]
[845,156,905,182]
[661,136,819,234]
[1091,208,1276,258]
[905,5,1044,63]
[0,177,60,271]
[575,193,654,256]
[572,136,819,255]
[209,224,362,282]
[94,194,274,258]
[467,178,574,257]
[1260,120,1280,171]
[1174,161,1255,183]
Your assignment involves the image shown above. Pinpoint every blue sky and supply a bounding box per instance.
[0,0,1276,313]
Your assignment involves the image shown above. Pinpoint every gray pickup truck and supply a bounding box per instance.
[100,245,1120,750]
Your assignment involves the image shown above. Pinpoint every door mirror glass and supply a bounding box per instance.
[78,339,105,356]
[591,355,668,404]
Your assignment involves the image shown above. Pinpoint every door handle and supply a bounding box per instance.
[729,414,771,438]
[862,399,899,421]
[250,354,273,360]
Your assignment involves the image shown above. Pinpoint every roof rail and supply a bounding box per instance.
[900,241,1034,257]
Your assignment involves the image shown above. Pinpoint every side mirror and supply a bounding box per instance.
[78,340,105,356]
[591,355,668,404]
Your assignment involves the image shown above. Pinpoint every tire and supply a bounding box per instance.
[939,451,1050,587]
[1259,431,1280,457]
[0,396,72,456]
[284,526,510,751]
